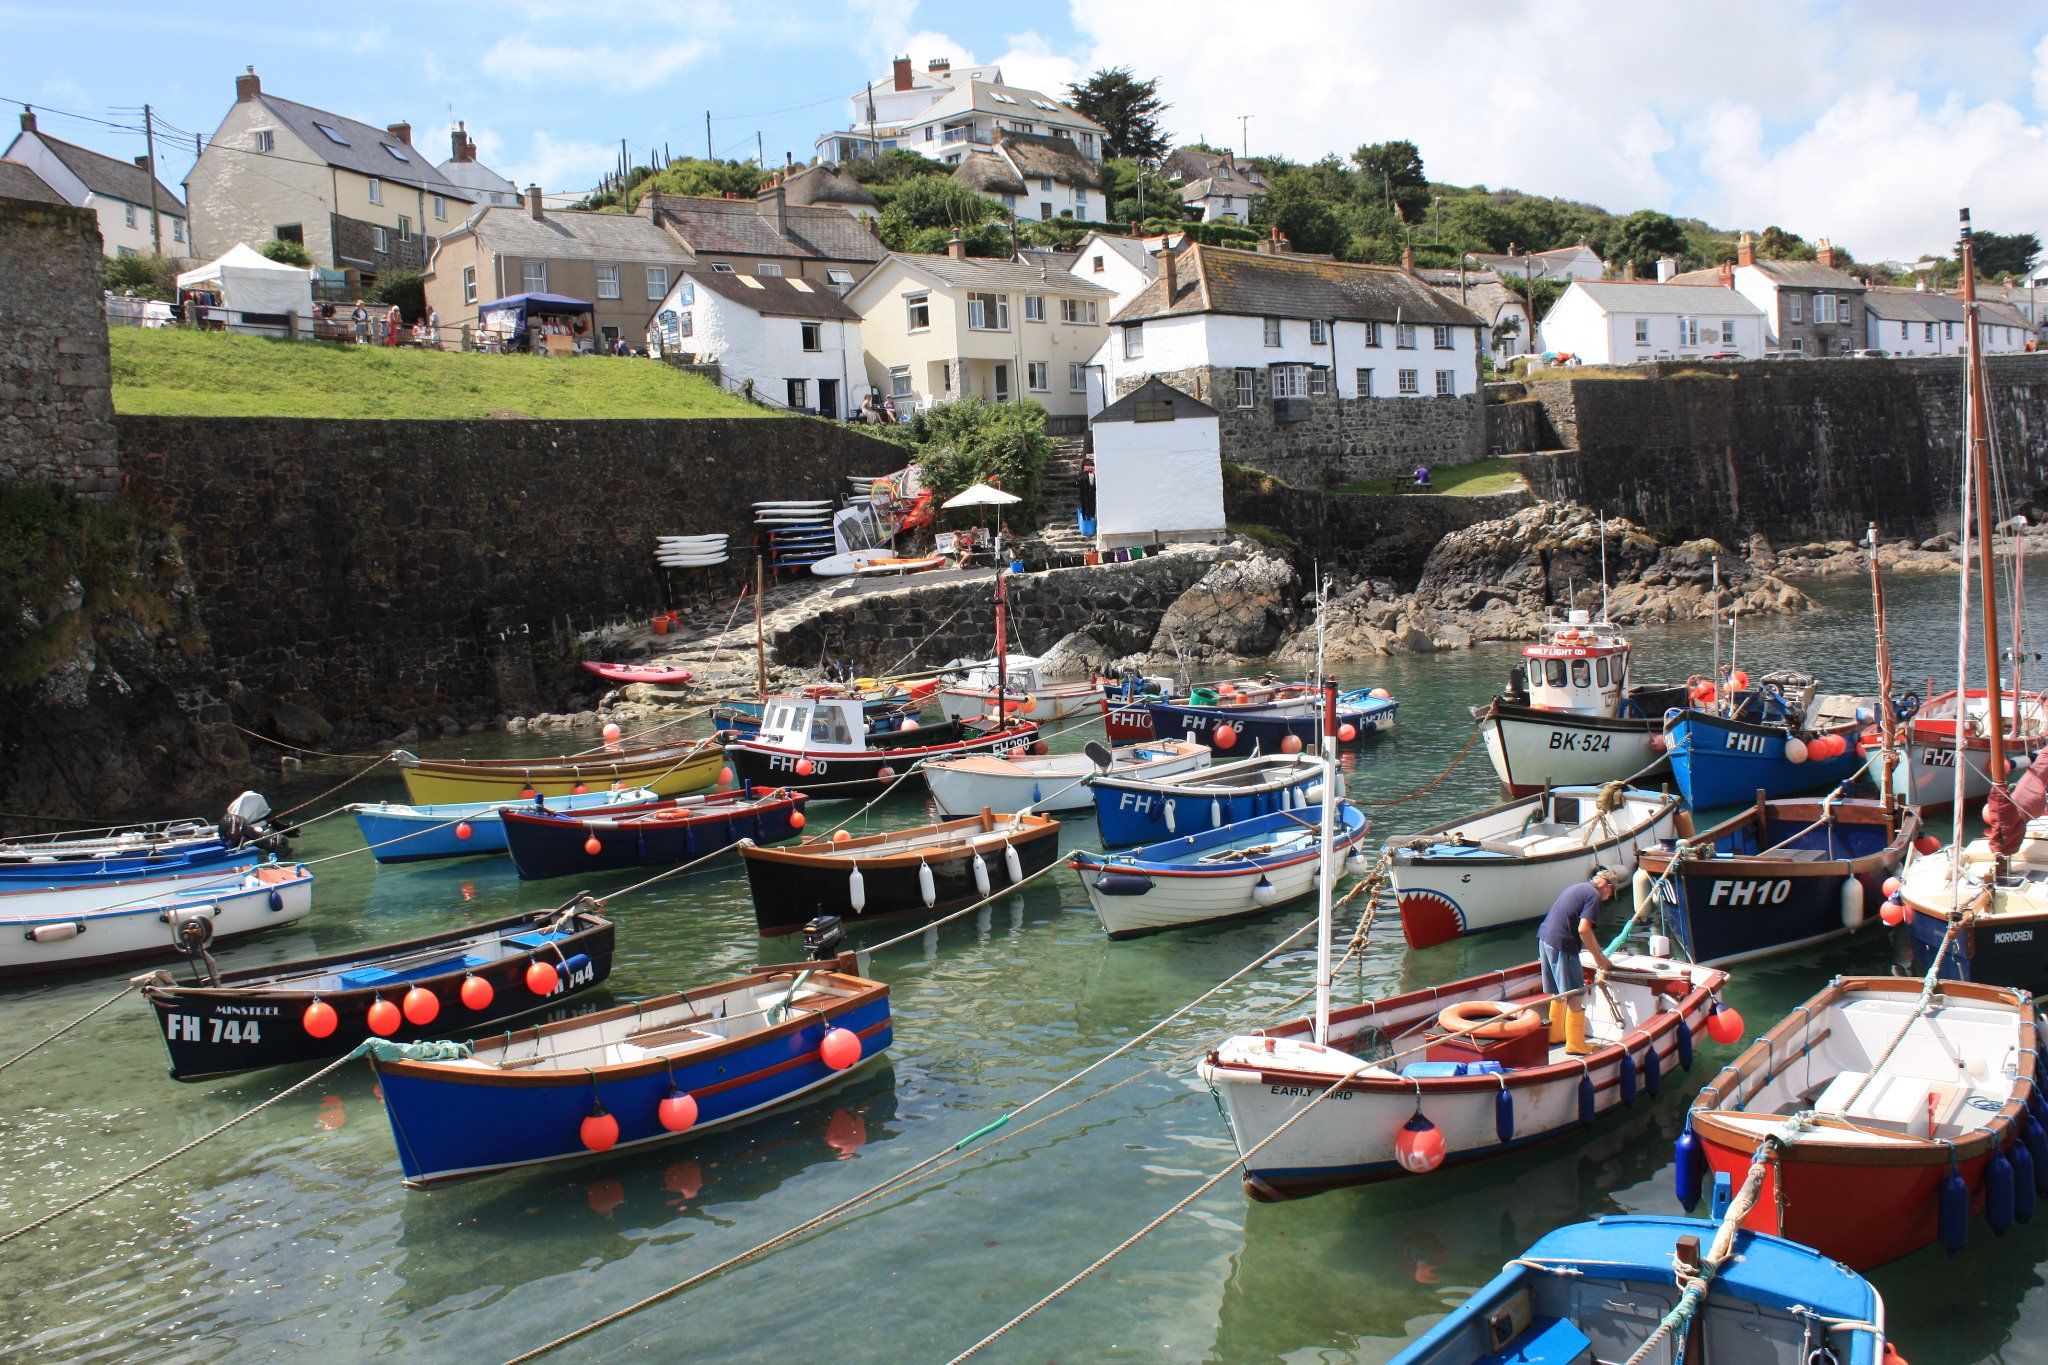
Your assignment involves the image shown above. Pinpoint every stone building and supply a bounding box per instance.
[1669,234,1866,357]
[1093,243,1487,485]
[0,184,119,495]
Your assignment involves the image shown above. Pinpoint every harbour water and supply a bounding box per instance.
[5,570,2045,1362]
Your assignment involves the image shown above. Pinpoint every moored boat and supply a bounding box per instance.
[1868,687,2048,811]
[1070,803,1371,939]
[1199,952,1728,1199]
[0,861,313,978]
[0,816,219,864]
[1634,795,1917,966]
[0,791,287,881]
[1389,784,1687,950]
[936,655,1100,722]
[500,786,807,880]
[140,899,614,1081]
[738,810,1062,935]
[368,955,890,1185]
[580,661,694,686]
[395,739,724,804]
[349,786,657,864]
[1101,674,1305,744]
[1392,1214,1889,1365]
[1471,612,1686,796]
[1092,752,1331,848]
[1148,686,1396,754]
[1682,974,2036,1268]
[724,694,1037,802]
[712,689,922,739]
[922,739,1209,817]
[1665,672,1869,809]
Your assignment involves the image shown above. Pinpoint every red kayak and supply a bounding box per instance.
[582,661,695,686]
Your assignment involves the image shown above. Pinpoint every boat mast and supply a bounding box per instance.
[1868,522,1899,814]
[1962,208,2009,784]
[1312,587,1337,1047]
[754,548,769,699]
[1598,510,1610,624]
[1710,559,1721,713]
[994,534,1009,716]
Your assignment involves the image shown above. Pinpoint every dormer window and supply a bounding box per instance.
[313,121,350,146]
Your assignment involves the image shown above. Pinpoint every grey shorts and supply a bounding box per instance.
[1539,938,1582,998]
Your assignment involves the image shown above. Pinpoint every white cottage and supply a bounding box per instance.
[1863,287,2034,356]
[650,269,863,419]
[1069,231,1180,313]
[1089,378,1225,552]
[3,108,189,257]
[1538,281,1767,364]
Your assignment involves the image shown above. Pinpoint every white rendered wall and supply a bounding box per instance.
[1093,412,1225,547]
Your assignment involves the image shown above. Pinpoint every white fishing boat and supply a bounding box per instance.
[1389,785,1688,949]
[922,739,1209,817]
[1869,688,2048,811]
[1199,951,1728,1199]
[0,861,313,977]
[1472,610,1688,796]
[937,654,1101,722]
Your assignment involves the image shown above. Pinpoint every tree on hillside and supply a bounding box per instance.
[1101,158,1183,228]
[1066,68,1169,163]
[1438,197,1516,254]
[1975,231,2041,280]
[1254,170,1349,256]
[1608,210,1688,276]
[1351,140,1429,219]
[845,148,948,185]
[1755,225,1816,261]
[877,177,1010,256]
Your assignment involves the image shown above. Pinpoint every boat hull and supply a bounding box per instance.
[144,910,614,1080]
[0,863,313,977]
[1073,812,1372,939]
[1666,711,1863,809]
[739,818,1063,935]
[1868,739,2046,811]
[937,681,1099,723]
[725,721,1036,803]
[922,744,1210,818]
[1907,902,2048,992]
[1148,697,1396,753]
[351,788,656,864]
[500,789,807,880]
[1091,755,1330,848]
[398,745,723,804]
[1475,700,1666,797]
[372,972,891,1185]
[0,840,257,885]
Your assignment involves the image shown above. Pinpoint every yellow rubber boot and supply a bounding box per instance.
[1565,1006,1595,1056]
[1547,998,1567,1044]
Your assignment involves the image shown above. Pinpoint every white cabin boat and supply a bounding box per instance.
[0,862,313,977]
[937,655,1101,722]
[922,740,1209,816]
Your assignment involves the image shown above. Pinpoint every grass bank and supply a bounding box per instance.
[110,329,768,420]
[1338,456,1530,497]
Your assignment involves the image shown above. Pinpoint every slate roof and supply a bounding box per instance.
[891,251,1114,295]
[255,93,471,199]
[915,80,1104,132]
[1016,247,1078,273]
[1669,258,1865,291]
[1179,175,1264,204]
[779,163,879,211]
[684,268,861,320]
[0,159,68,206]
[1864,286,2030,329]
[10,130,186,212]
[1094,376,1220,423]
[1163,148,1266,190]
[452,205,688,262]
[648,193,885,263]
[1563,281,1765,316]
[1466,245,1599,277]
[1111,245,1484,327]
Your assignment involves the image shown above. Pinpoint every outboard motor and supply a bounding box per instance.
[218,790,290,854]
[803,915,847,963]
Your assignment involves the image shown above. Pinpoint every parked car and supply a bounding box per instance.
[1848,348,1890,359]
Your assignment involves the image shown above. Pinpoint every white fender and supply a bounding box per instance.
[1633,867,1654,917]
[918,860,936,907]
[973,853,991,897]
[1164,799,1177,835]
[1004,842,1023,882]
[1211,798,1223,828]
[848,862,866,913]
[1840,876,1865,931]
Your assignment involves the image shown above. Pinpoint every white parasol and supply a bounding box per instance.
[941,482,1023,556]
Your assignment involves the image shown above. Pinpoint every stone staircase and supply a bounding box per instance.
[1028,437,1092,558]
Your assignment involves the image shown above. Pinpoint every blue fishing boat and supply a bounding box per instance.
[0,791,286,882]
[1092,753,1332,847]
[1393,1214,1888,1365]
[1146,687,1397,754]
[0,837,257,884]
[349,787,657,864]
[368,954,890,1184]
[1664,673,1867,808]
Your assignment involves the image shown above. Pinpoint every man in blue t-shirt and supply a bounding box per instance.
[1538,868,1618,1055]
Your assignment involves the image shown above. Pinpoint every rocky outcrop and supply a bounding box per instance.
[1145,549,1299,664]
[1278,502,1813,660]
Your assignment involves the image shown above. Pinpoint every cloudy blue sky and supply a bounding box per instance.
[4,0,2046,261]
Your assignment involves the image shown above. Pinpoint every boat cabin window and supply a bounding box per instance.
[1545,660,1566,688]
[1571,660,1591,688]
[809,710,855,744]
[1594,656,1609,687]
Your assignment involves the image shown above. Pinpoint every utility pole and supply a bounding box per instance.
[1238,114,1252,158]
[705,111,713,161]
[757,131,765,167]
[141,103,163,256]
[619,138,628,182]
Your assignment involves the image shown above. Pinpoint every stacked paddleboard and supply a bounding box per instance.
[755,501,834,572]
[657,534,730,568]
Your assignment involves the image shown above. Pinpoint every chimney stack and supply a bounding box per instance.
[1656,255,1677,283]
[761,182,788,235]
[18,107,34,133]
[526,184,544,220]
[1623,259,1636,281]
[1129,220,1139,235]
[1737,231,1754,267]
[945,232,967,260]
[1161,239,1179,301]
[1718,261,1734,289]
[235,66,261,102]
[451,121,476,163]
[386,122,412,147]
[1402,240,1415,273]
[892,56,913,91]
[1816,236,1834,269]
[928,57,951,73]
[133,155,148,169]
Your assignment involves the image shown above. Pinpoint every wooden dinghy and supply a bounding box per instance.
[1070,803,1372,939]
[0,861,314,978]
[1389,784,1687,950]
[922,739,1210,817]
[1199,952,1729,1199]
[395,738,724,804]
[500,786,807,880]
[738,810,1062,936]
[1634,794,1918,966]
[1090,752,1331,848]
[140,900,613,1081]
[1682,975,2037,1269]
[368,955,890,1185]
[1392,1214,1889,1365]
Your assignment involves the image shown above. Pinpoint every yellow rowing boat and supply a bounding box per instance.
[396,741,723,804]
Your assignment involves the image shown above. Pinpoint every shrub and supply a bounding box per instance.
[903,397,1054,527]
[257,238,314,267]
[102,252,178,300]
[371,268,426,323]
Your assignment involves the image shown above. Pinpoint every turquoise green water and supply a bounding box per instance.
[3,572,2043,1362]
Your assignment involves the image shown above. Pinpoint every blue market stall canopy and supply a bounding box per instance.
[477,292,596,327]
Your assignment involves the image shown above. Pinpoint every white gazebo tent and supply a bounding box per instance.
[176,244,314,336]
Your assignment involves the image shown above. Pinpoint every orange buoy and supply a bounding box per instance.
[1281,734,1304,754]
[367,998,402,1037]
[303,998,338,1038]
[1338,723,1357,742]
[720,766,735,785]
[1706,1003,1744,1044]
[584,835,603,856]
[795,757,816,777]
[657,1090,699,1132]
[580,1104,620,1152]
[460,974,493,1011]
[401,986,439,1027]
[526,959,560,995]
[1394,1114,1447,1173]
[790,811,806,829]
[602,722,622,742]
[455,821,473,841]
[820,1026,862,1070]
[572,782,589,795]
[832,830,851,844]
[1213,724,1238,750]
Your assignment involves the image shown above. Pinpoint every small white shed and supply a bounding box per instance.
[1090,377,1225,552]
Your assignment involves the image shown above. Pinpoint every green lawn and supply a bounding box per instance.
[1338,456,1531,497]
[109,328,768,419]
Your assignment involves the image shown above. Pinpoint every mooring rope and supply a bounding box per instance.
[1356,723,1482,808]
[231,723,387,762]
[0,982,137,1075]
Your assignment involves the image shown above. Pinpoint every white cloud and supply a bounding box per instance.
[497,133,621,196]
[480,34,712,93]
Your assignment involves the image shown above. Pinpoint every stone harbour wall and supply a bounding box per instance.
[1222,463,1532,583]
[119,415,901,722]
[0,196,121,496]
[1523,354,2048,540]
[1113,366,1485,487]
